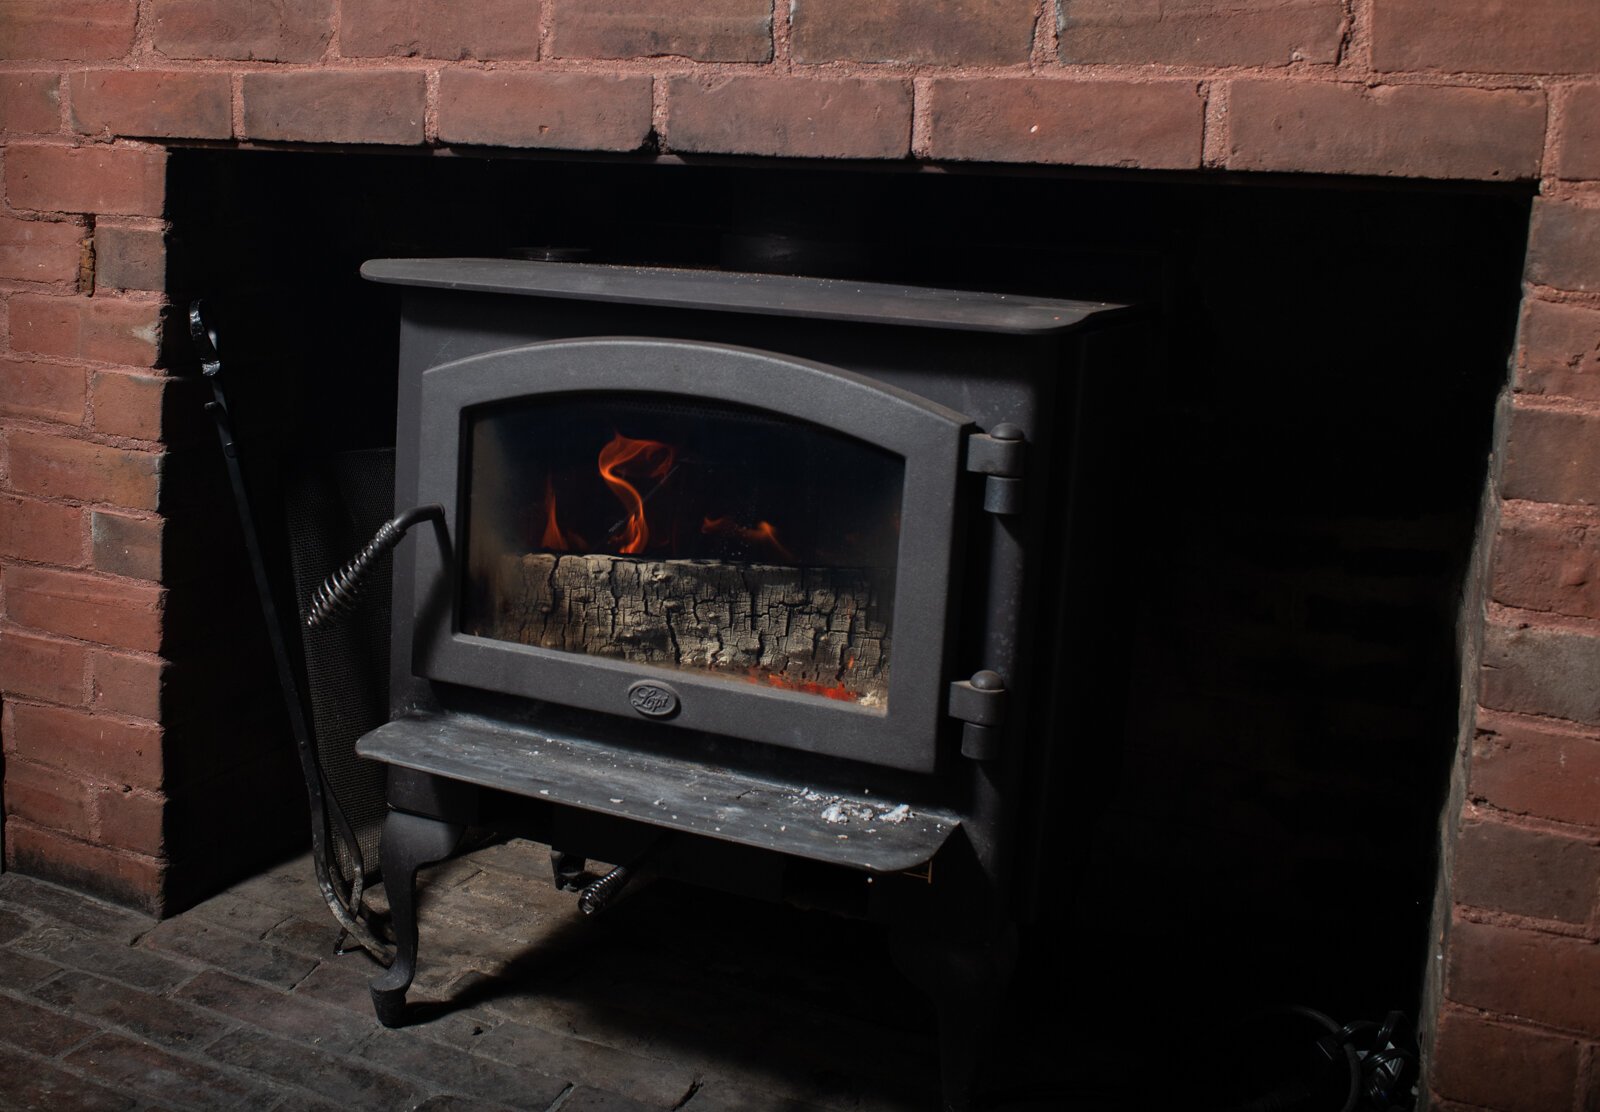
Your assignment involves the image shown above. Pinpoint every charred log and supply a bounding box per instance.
[481,553,892,704]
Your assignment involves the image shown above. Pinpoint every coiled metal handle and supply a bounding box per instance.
[306,504,445,629]
[577,865,633,916]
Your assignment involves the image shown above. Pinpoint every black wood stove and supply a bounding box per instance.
[353,258,1132,1108]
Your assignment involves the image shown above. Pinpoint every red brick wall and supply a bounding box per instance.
[1,2,1597,1106]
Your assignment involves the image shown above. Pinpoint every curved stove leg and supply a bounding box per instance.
[369,810,465,1027]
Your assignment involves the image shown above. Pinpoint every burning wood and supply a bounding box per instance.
[482,553,892,705]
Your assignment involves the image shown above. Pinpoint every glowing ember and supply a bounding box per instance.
[743,666,859,702]
[702,516,796,563]
[598,433,675,554]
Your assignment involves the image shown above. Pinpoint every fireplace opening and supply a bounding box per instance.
[163,146,1529,1090]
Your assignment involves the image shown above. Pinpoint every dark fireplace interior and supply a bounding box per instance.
[166,147,1529,1098]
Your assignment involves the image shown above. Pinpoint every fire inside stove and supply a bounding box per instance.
[461,395,903,707]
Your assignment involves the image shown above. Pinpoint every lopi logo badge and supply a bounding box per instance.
[627,681,679,718]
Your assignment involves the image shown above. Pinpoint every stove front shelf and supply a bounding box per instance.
[358,711,961,873]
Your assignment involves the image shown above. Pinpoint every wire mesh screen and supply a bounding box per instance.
[285,449,395,879]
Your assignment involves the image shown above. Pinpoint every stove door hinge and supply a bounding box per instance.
[948,670,1007,761]
[965,424,1025,515]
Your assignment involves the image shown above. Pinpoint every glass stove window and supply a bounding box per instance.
[461,395,903,707]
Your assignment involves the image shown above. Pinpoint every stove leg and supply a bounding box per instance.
[892,929,1016,1112]
[550,849,587,891]
[369,810,465,1027]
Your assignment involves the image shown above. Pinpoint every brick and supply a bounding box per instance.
[90,370,172,440]
[8,914,195,985]
[0,868,150,935]
[88,648,166,719]
[4,701,163,787]
[1527,200,1600,292]
[1447,915,1600,1037]
[67,1031,267,1105]
[1502,404,1600,506]
[5,822,165,911]
[925,77,1203,169]
[0,905,28,944]
[472,1019,700,1106]
[1453,818,1600,923]
[1492,507,1600,619]
[92,222,166,291]
[4,142,165,216]
[1374,0,1600,74]
[143,917,315,990]
[0,1,138,61]
[0,1044,135,1112]
[0,214,82,283]
[1061,0,1343,66]
[204,1027,423,1107]
[0,946,62,991]
[559,1087,661,1112]
[1430,1007,1581,1112]
[1518,299,1600,402]
[438,71,652,152]
[3,565,165,651]
[94,785,164,854]
[0,493,85,565]
[68,70,231,140]
[261,914,342,961]
[356,1028,570,1109]
[241,71,426,145]
[1481,619,1600,725]
[288,949,391,1013]
[0,629,88,704]
[227,858,322,913]
[550,0,771,62]
[91,510,163,579]
[791,0,1033,65]
[174,969,371,1054]
[4,757,93,836]
[272,1096,350,1112]
[0,356,87,423]
[182,889,294,937]
[0,71,62,132]
[10,294,161,365]
[1472,714,1600,828]
[343,0,541,60]
[1226,80,1545,181]
[3,427,164,510]
[150,0,333,62]
[1558,85,1600,181]
[667,76,911,160]
[0,993,100,1056]
[35,970,227,1049]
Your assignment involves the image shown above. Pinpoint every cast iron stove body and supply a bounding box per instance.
[355,258,1130,1107]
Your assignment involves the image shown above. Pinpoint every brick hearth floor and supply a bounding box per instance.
[0,839,938,1111]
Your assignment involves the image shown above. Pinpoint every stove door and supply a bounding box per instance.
[414,337,972,773]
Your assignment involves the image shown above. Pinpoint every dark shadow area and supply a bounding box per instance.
[166,148,1529,1107]
[424,871,941,1109]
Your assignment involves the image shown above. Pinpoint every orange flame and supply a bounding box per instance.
[598,433,675,555]
[540,477,586,552]
[701,516,796,563]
